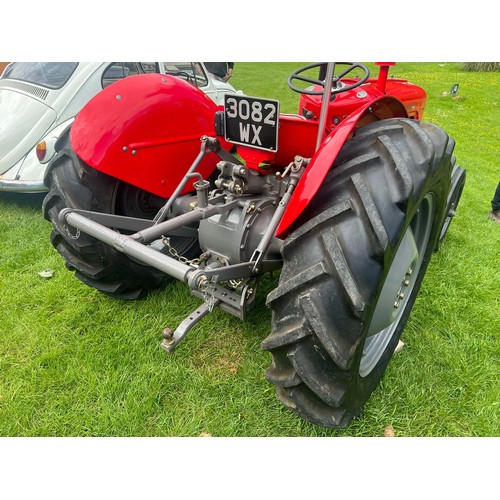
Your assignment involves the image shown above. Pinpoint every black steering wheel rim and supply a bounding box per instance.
[288,62,370,96]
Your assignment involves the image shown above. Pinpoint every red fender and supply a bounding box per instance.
[70,73,230,198]
[275,96,408,239]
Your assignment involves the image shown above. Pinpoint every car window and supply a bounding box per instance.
[1,62,78,89]
[101,62,143,88]
[163,62,208,88]
[139,62,160,73]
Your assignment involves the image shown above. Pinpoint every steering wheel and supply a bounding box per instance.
[288,62,370,96]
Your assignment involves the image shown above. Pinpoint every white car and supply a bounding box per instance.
[0,62,240,192]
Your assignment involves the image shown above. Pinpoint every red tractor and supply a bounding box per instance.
[43,62,465,428]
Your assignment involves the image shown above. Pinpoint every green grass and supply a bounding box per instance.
[0,63,498,437]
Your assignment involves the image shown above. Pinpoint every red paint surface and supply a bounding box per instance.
[71,73,230,198]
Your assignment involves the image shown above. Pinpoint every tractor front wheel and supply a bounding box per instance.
[263,118,457,428]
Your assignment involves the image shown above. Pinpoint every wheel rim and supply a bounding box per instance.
[113,181,198,255]
[113,182,165,219]
[359,194,435,377]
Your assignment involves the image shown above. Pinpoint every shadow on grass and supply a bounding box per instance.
[0,191,46,209]
[0,192,47,214]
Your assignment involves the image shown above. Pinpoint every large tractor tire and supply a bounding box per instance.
[263,118,457,428]
[42,132,200,300]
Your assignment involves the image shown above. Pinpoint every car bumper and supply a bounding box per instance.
[0,176,48,192]
[0,147,51,193]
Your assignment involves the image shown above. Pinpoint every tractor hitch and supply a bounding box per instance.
[161,301,219,353]
[58,139,307,352]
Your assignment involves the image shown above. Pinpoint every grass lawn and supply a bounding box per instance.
[0,62,498,438]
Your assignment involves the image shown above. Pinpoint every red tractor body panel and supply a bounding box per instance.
[70,74,230,198]
[69,67,426,237]
[297,76,426,123]
[236,114,320,170]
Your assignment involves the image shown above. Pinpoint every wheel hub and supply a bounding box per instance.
[359,194,435,377]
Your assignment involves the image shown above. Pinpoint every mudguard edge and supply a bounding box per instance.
[275,96,408,239]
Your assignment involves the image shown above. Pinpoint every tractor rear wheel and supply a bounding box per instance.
[42,132,200,299]
[263,118,456,428]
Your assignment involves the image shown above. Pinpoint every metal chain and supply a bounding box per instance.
[161,236,201,266]
[64,224,80,240]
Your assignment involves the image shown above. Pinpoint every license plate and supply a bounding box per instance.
[224,94,280,152]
